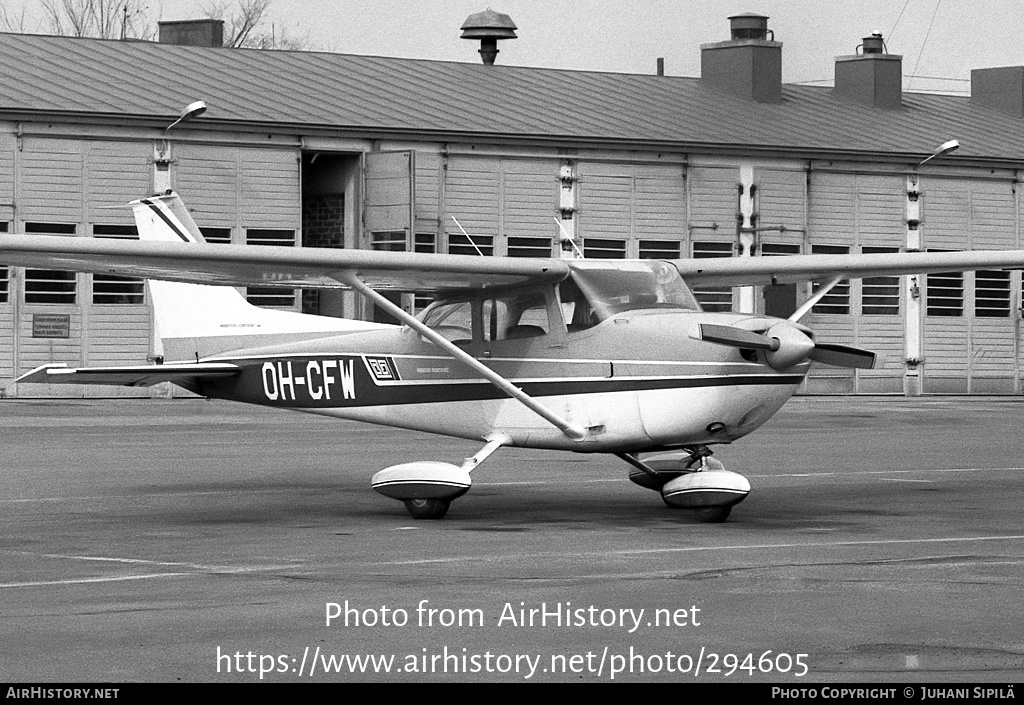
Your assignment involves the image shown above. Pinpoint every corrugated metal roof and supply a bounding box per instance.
[1,32,1023,163]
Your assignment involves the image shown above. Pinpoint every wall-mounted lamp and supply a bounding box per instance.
[916,139,960,168]
[158,100,208,162]
[154,100,207,192]
[166,100,207,132]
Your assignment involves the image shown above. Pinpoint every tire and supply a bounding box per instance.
[694,506,731,523]
[404,498,450,520]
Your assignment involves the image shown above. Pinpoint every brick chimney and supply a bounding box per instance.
[700,14,782,104]
[158,19,224,48]
[834,32,902,110]
[971,66,1024,117]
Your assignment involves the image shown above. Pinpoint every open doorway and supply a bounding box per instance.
[301,151,359,319]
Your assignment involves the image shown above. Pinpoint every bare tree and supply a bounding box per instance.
[0,4,39,33]
[39,0,154,40]
[204,0,314,50]
[2,0,313,50]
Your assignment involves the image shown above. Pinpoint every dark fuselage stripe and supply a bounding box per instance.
[207,369,804,409]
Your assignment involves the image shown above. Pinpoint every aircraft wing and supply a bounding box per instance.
[4,231,1024,293]
[673,249,1024,287]
[15,362,241,387]
[0,234,569,292]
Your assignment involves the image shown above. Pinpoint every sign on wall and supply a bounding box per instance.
[32,313,71,339]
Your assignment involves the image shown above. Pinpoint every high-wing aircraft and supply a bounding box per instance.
[4,192,1024,522]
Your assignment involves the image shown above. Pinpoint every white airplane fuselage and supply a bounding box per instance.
[196,309,808,453]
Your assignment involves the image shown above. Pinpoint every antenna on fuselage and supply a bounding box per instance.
[450,216,486,257]
[552,217,584,259]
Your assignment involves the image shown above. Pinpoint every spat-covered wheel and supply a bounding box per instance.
[403,498,450,520]
[693,506,732,523]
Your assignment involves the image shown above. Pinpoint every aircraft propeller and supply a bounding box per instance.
[698,322,876,371]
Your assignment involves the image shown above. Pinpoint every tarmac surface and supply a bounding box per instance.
[1,396,1022,683]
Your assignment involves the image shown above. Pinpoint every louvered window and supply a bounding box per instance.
[925,251,963,317]
[25,223,77,304]
[92,224,143,304]
[975,270,1012,318]
[639,240,681,260]
[810,245,850,315]
[246,229,296,307]
[691,241,733,312]
[861,247,900,315]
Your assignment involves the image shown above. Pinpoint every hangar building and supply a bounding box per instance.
[0,13,1023,396]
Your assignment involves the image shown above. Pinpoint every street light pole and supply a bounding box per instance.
[155,101,207,193]
[904,139,960,396]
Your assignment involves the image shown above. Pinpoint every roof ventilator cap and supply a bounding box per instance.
[860,31,887,54]
[729,13,772,41]
[461,8,518,65]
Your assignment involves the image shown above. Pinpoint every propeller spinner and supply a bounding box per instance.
[699,322,876,371]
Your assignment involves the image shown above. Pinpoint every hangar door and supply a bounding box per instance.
[8,136,152,395]
[444,155,559,258]
[806,172,906,394]
[4,139,303,395]
[576,161,686,259]
[920,177,1019,394]
[686,165,739,312]
[362,150,415,322]
[177,144,302,312]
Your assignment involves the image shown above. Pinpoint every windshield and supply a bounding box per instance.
[567,260,700,322]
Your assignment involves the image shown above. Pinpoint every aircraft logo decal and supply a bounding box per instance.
[364,356,401,383]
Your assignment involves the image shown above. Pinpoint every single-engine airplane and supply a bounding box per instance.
[4,192,1024,522]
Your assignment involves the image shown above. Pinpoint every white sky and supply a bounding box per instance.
[6,0,1024,94]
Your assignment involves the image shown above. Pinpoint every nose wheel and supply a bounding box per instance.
[619,447,749,523]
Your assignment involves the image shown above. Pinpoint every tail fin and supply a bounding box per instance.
[131,192,388,362]
[132,192,208,243]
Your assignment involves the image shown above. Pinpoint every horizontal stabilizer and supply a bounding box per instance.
[808,344,877,370]
[14,362,240,387]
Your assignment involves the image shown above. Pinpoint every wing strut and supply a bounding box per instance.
[788,275,843,323]
[337,273,588,442]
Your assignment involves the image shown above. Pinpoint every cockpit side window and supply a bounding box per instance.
[420,300,475,343]
[420,286,565,346]
[558,277,598,332]
[483,290,550,342]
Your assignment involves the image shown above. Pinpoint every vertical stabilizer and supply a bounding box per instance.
[131,192,389,361]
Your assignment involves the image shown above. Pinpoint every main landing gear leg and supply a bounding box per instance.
[619,446,749,523]
[372,433,511,520]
